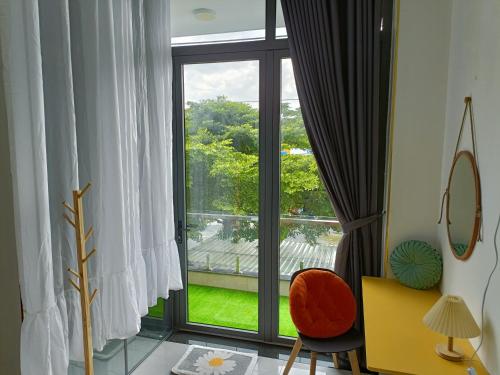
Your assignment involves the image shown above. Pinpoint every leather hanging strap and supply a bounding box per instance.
[452,97,478,162]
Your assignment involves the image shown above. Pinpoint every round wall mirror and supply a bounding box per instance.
[446,151,481,260]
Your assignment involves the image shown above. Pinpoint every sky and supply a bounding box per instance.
[183,58,300,108]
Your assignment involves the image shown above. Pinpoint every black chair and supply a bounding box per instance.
[282,268,364,375]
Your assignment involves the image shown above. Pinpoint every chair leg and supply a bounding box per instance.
[347,350,361,375]
[283,337,302,375]
[331,353,340,368]
[310,352,317,375]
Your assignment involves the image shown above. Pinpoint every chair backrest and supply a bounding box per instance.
[288,267,356,338]
[290,267,336,287]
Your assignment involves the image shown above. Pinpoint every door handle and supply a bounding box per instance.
[176,221,198,244]
[177,220,184,244]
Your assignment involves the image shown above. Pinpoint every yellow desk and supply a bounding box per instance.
[362,276,489,375]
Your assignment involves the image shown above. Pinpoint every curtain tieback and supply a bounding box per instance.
[342,212,384,233]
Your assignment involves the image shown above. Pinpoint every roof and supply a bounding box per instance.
[187,236,337,280]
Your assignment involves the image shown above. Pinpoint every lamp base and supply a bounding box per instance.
[435,343,464,362]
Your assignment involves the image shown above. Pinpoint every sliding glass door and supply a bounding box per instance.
[277,58,340,337]
[173,52,340,343]
[183,60,261,332]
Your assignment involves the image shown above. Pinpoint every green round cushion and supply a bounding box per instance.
[390,240,442,290]
[453,243,468,257]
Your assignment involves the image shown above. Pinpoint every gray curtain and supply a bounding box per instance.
[281,0,384,330]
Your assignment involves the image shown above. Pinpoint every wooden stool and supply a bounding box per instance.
[282,328,363,375]
[284,268,364,374]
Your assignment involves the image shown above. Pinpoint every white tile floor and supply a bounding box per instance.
[133,341,353,375]
[68,336,162,375]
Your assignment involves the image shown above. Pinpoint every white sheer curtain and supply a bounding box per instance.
[0,0,182,374]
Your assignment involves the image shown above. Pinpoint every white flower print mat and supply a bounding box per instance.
[172,345,258,375]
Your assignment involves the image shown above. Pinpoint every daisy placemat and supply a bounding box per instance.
[172,345,258,375]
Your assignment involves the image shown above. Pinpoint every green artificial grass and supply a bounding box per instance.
[147,285,297,337]
[278,295,298,337]
[188,284,297,337]
[148,298,164,318]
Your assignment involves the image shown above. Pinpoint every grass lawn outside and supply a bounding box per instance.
[188,284,297,337]
[148,298,164,318]
[147,284,297,337]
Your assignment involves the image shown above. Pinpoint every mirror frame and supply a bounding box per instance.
[446,150,482,260]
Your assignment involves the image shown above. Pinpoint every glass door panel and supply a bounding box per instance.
[278,58,341,337]
[276,0,287,38]
[183,61,260,331]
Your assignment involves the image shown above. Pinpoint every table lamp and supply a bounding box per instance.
[423,294,480,361]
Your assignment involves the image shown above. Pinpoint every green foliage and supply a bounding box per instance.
[222,124,258,154]
[280,103,311,149]
[217,220,258,244]
[210,148,259,214]
[186,96,258,137]
[185,98,335,245]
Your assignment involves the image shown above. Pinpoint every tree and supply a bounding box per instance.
[280,103,310,150]
[185,98,336,245]
[186,96,258,137]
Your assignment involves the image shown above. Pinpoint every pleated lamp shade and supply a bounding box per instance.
[423,295,480,339]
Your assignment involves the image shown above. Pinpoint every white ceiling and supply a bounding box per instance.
[171,0,285,37]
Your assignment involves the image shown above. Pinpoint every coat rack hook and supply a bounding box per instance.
[78,182,92,198]
[83,248,97,263]
[84,226,94,242]
[68,268,80,279]
[69,278,81,292]
[63,201,76,214]
[64,213,77,228]
[89,289,98,305]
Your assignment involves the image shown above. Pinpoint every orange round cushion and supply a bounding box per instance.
[289,270,356,338]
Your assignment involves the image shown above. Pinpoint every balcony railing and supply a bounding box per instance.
[187,211,340,225]
[186,212,341,279]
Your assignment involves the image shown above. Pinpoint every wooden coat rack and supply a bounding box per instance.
[63,182,97,375]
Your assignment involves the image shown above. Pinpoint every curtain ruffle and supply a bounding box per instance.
[89,265,143,351]
[142,239,183,306]
[65,252,149,357]
[21,304,68,375]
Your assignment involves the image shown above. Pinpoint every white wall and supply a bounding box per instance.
[0,37,21,375]
[439,1,500,373]
[388,0,500,372]
[385,0,451,274]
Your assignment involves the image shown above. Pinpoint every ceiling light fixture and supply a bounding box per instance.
[192,8,216,21]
